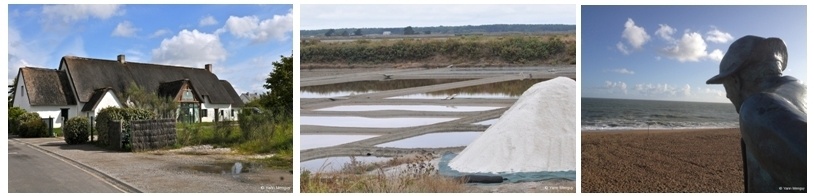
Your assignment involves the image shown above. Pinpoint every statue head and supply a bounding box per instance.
[706,35,787,112]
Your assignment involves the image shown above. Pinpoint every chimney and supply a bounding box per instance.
[205,64,213,73]
[117,54,125,64]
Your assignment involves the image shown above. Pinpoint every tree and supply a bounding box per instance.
[424,30,431,35]
[9,77,17,108]
[340,30,349,36]
[261,55,293,117]
[324,29,335,37]
[403,26,415,35]
[354,29,363,36]
[121,82,178,119]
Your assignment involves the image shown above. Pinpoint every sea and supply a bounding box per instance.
[582,98,739,131]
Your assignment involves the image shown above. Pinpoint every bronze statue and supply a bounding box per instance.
[707,35,806,192]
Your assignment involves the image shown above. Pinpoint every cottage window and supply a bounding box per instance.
[201,109,208,117]
[181,89,194,102]
[231,110,236,117]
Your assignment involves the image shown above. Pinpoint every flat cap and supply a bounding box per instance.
[706,35,787,84]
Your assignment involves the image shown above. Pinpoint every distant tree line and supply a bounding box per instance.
[305,24,576,37]
[301,34,576,65]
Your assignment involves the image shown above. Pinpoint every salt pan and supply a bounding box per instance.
[448,77,576,173]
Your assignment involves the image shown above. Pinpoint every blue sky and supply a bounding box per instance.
[8,4,293,94]
[301,4,575,30]
[581,5,807,103]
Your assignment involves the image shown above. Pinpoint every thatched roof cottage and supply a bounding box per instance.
[11,55,244,127]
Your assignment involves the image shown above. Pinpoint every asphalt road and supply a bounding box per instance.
[8,139,124,193]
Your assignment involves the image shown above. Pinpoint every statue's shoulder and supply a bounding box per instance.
[740,91,807,128]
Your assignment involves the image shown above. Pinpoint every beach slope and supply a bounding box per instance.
[581,128,743,192]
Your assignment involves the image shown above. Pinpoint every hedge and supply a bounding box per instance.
[95,107,155,147]
[18,112,49,138]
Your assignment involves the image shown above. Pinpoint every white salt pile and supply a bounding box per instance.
[448,77,576,173]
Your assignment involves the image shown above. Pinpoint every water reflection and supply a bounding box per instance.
[301,79,471,98]
[315,105,501,112]
[300,134,379,150]
[300,116,458,128]
[388,79,545,99]
[375,132,483,148]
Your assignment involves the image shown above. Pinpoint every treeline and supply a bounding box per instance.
[301,24,576,37]
[301,34,576,66]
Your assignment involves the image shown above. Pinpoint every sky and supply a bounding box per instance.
[8,4,293,94]
[300,4,576,30]
[581,5,807,103]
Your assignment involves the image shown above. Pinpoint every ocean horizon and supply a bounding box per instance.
[581,97,739,131]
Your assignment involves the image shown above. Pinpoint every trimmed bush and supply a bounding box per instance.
[18,112,49,138]
[8,107,27,135]
[64,116,90,144]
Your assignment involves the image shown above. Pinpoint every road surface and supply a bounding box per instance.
[8,139,124,193]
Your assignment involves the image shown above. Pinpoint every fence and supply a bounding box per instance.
[107,119,176,151]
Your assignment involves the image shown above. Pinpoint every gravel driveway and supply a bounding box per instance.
[13,137,293,193]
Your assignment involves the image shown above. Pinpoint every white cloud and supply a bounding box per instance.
[42,5,122,24]
[150,29,171,38]
[616,42,630,55]
[112,21,139,37]
[604,81,628,94]
[655,24,676,41]
[222,10,293,43]
[660,32,710,62]
[708,49,724,61]
[705,27,734,44]
[151,29,227,68]
[621,18,650,50]
[609,68,635,75]
[199,15,218,26]
[681,84,692,96]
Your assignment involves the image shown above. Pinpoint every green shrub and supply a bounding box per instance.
[95,107,155,147]
[18,112,49,138]
[8,107,27,135]
[64,116,90,144]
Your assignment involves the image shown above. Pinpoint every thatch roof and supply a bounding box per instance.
[219,80,245,107]
[59,56,243,106]
[19,67,77,106]
[81,87,113,112]
[157,79,188,99]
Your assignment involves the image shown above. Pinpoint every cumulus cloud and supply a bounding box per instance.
[42,4,122,25]
[608,68,635,75]
[221,10,293,43]
[705,27,734,44]
[151,29,227,68]
[199,15,218,26]
[150,29,171,38]
[660,32,711,62]
[616,42,630,55]
[605,81,628,94]
[655,24,676,41]
[112,21,139,37]
[620,18,650,51]
[708,49,724,61]
[632,83,692,97]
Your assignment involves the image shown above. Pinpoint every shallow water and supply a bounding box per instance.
[375,132,483,148]
[387,79,545,99]
[315,105,501,112]
[300,134,379,150]
[301,79,471,98]
[300,116,458,128]
[300,156,390,173]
